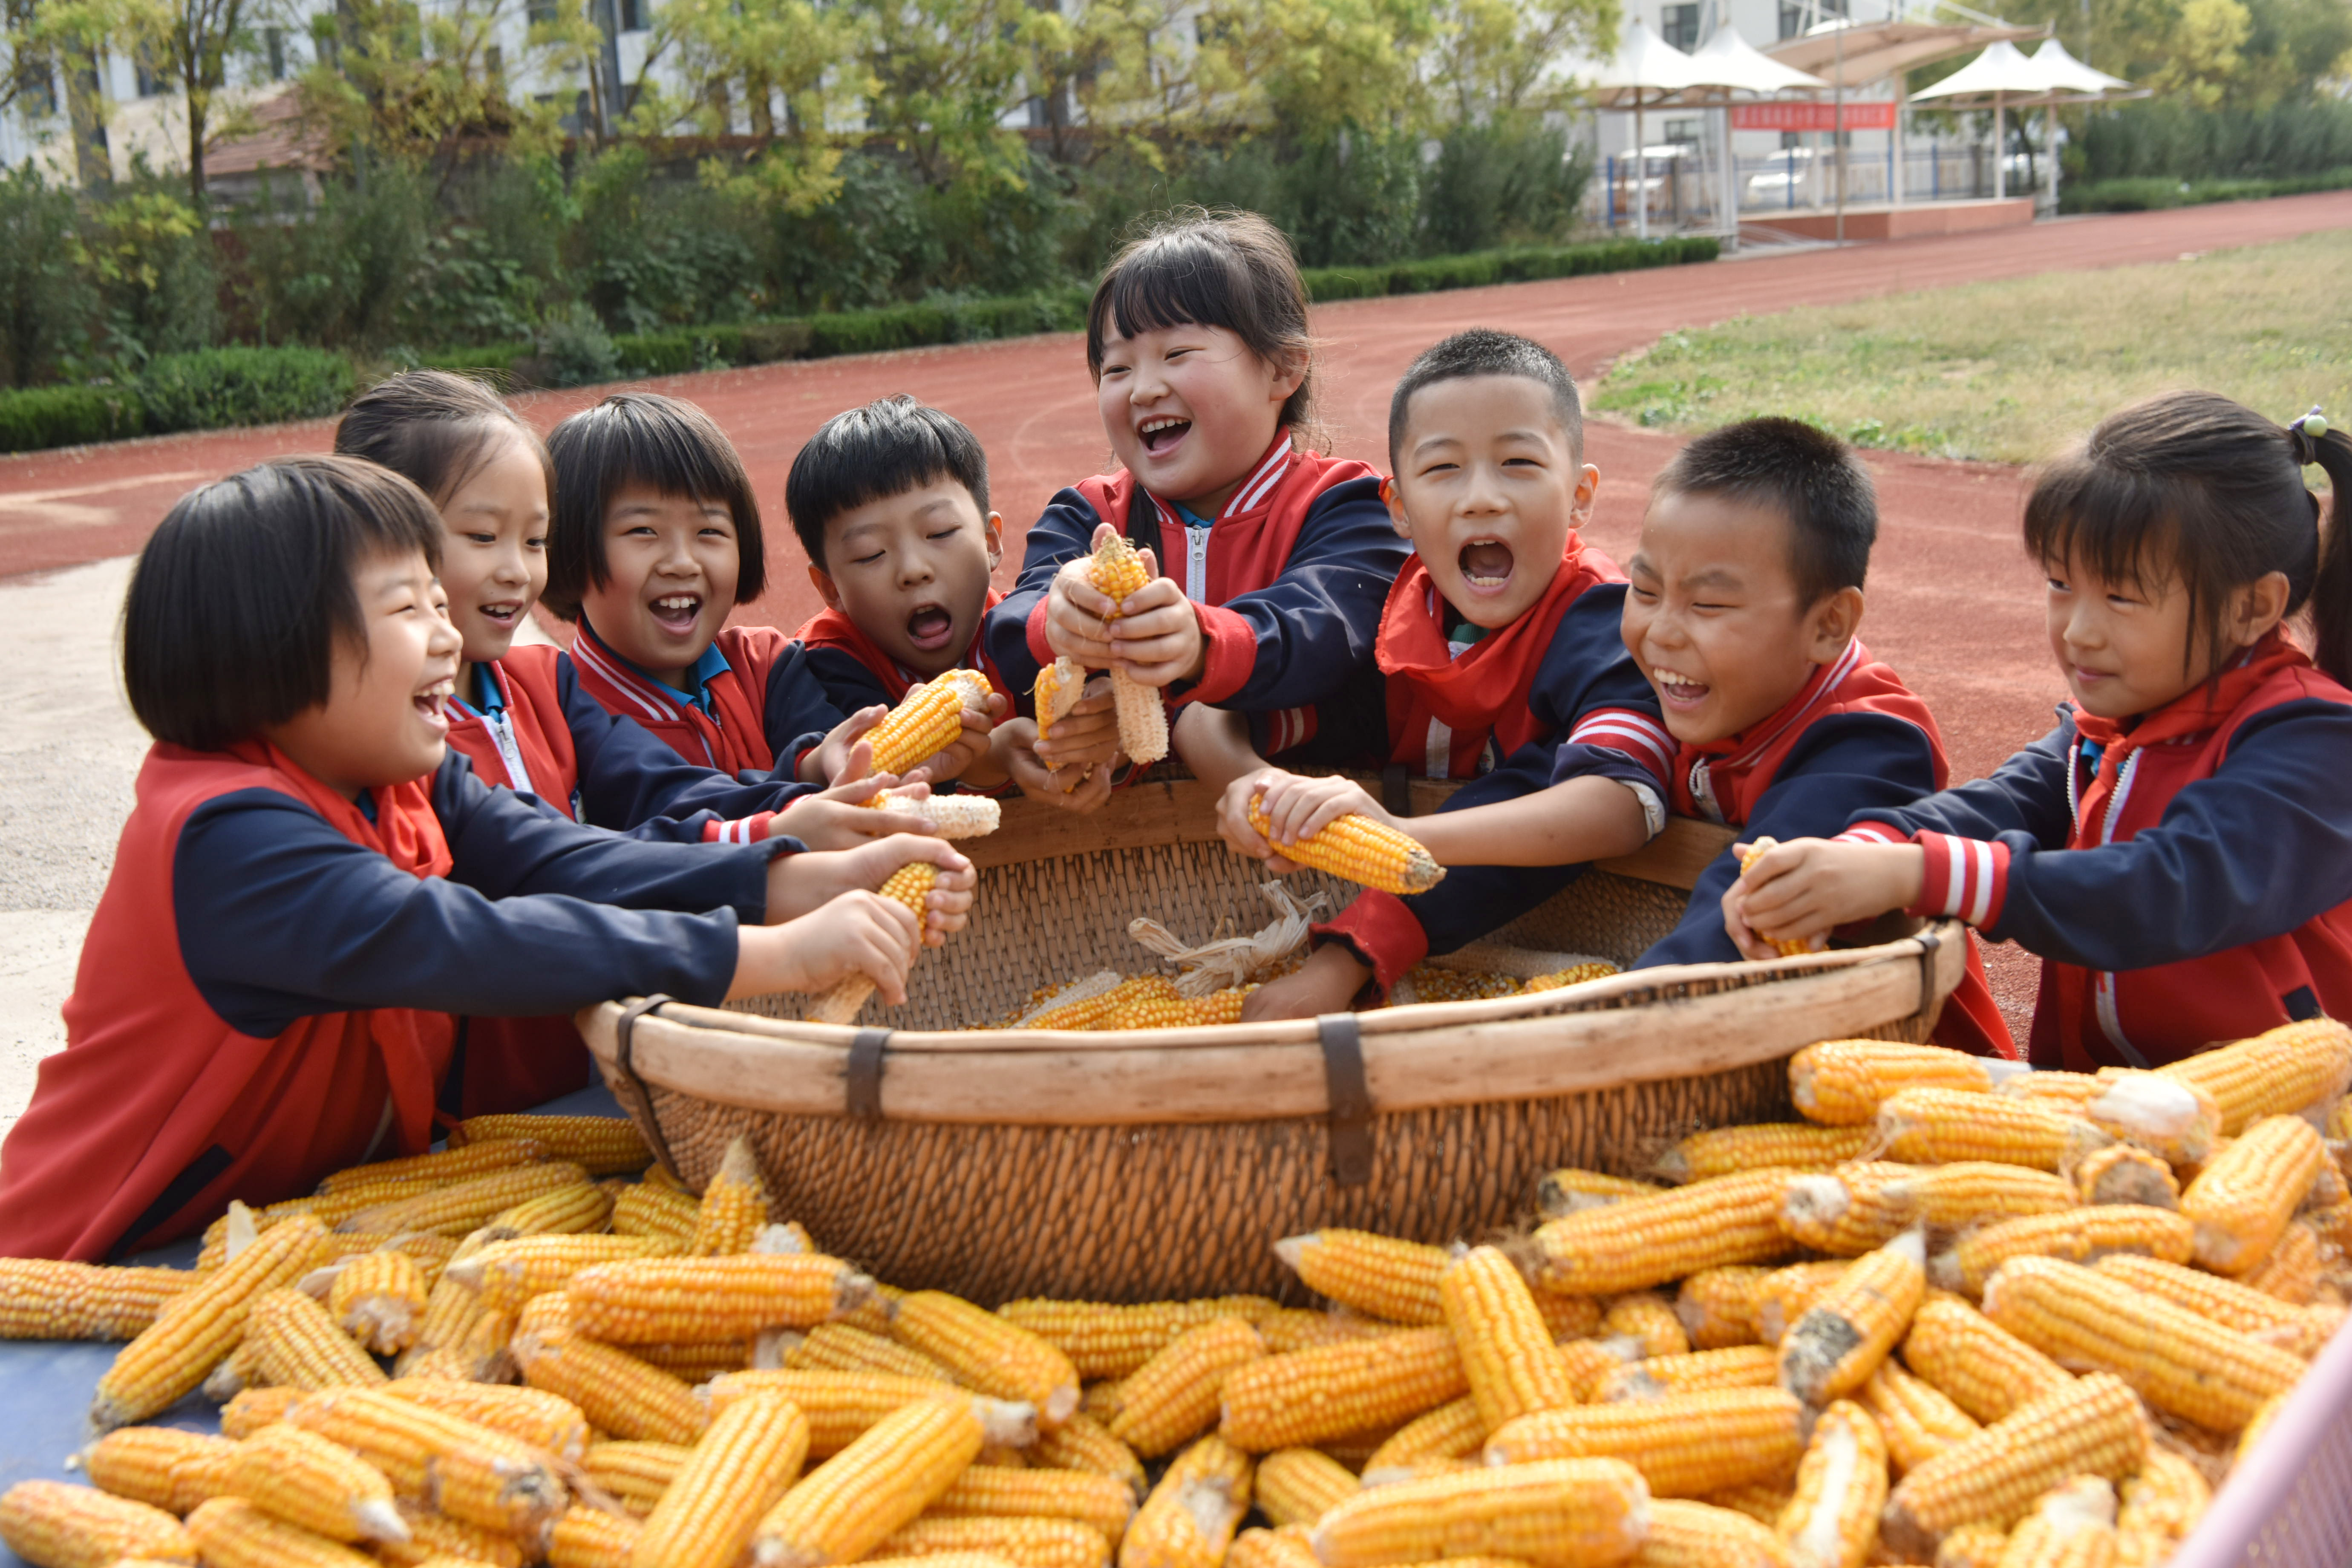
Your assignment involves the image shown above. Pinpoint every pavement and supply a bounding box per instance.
[1,190,2348,1113]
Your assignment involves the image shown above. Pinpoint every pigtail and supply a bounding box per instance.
[2302,421,2352,685]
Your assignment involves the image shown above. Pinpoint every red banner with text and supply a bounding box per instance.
[1730,101,1898,131]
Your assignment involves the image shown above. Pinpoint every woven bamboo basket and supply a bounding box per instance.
[581,775,1968,1303]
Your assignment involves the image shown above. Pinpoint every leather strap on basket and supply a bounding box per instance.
[846,1029,893,1121]
[1909,928,1944,1032]
[610,995,683,1182]
[1316,1012,1375,1187]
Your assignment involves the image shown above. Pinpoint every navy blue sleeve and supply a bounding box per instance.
[985,487,1105,705]
[174,755,791,1037]
[560,656,818,834]
[764,642,862,781]
[1637,712,1945,968]
[1967,700,2352,971]
[1853,720,2077,850]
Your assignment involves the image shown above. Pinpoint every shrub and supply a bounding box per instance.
[137,347,353,434]
[533,307,623,389]
[1299,236,1717,302]
[0,383,147,453]
[0,166,96,387]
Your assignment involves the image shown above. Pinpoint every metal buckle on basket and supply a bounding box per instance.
[1315,1013,1375,1188]
[846,1029,893,1120]
[1911,928,1944,1031]
[611,994,683,1182]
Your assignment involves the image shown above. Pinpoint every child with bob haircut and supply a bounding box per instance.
[338,371,906,847]
[1618,417,2009,1055]
[545,392,899,788]
[1204,329,1675,1019]
[1738,392,2352,1068]
[983,209,1409,807]
[786,395,1017,794]
[0,457,972,1261]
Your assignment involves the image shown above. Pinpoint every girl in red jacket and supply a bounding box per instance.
[1737,392,2352,1068]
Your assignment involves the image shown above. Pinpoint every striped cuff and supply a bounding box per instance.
[1315,891,1428,995]
[1567,706,1676,788]
[1835,822,1910,847]
[703,812,775,845]
[1908,830,2009,929]
[1252,705,1317,758]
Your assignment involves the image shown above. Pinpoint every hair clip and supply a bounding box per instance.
[1378,476,1396,506]
[2290,406,2329,464]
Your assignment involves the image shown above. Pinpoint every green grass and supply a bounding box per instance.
[1592,229,2352,464]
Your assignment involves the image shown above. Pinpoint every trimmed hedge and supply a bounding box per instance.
[1300,236,1720,301]
[2061,166,2352,213]
[0,345,350,453]
[0,383,146,452]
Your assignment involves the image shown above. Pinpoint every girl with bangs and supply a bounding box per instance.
[1733,391,2352,1068]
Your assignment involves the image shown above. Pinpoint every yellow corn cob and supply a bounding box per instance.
[1396,966,1522,1003]
[448,1234,664,1314]
[712,1370,1038,1454]
[1483,1387,1808,1497]
[2245,1216,2325,1304]
[2158,1019,2352,1134]
[0,1479,195,1566]
[1034,657,1086,743]
[2093,1252,2342,1356]
[1271,1231,1446,1324]
[1444,1245,1580,1430]
[1655,1123,1873,1185]
[550,1507,643,1568]
[1535,1168,1665,1219]
[1779,1164,1914,1256]
[1083,536,1170,768]
[750,1394,985,1568]
[1535,1291,1605,1341]
[230,1422,407,1544]
[2083,1069,2223,1166]
[340,1163,592,1237]
[92,1210,327,1428]
[447,1112,651,1174]
[307,1231,458,1281]
[928,1466,1137,1542]
[1601,1291,1690,1359]
[1219,1326,1464,1451]
[688,1136,770,1256]
[393,1272,484,1377]
[480,1182,615,1241]
[247,1287,388,1392]
[1310,1458,1648,1568]
[1897,1162,2081,1228]
[380,1378,591,1458]
[1774,1400,1885,1568]
[853,1557,1024,1568]
[513,1325,709,1445]
[1702,1479,1796,1527]
[1595,1344,1780,1402]
[1251,1309,1401,1356]
[220,1385,299,1438]
[1100,987,1251,1029]
[613,1185,703,1245]
[809,861,940,1024]
[1244,801,1441,896]
[1859,1360,1980,1475]
[1900,1296,2073,1426]
[638,1337,754,1381]
[1251,1449,1358,1529]
[372,1509,525,1567]
[1556,1336,1642,1402]
[891,1291,1083,1427]
[1879,1373,2148,1560]
[2000,1069,2102,1105]
[81,1427,238,1516]
[584,1441,691,1513]
[1522,962,1621,994]
[405,1300,516,1384]
[876,793,1004,838]
[1030,1414,1145,1499]
[284,1386,568,1536]
[1781,1230,1926,1404]
[1943,1207,2195,1297]
[1536,1168,1796,1297]
[1678,1266,1774,1350]
[182,1495,378,1567]
[2072,1145,2180,1211]
[2114,1450,2208,1568]
[567,1253,873,1344]
[1115,1434,1250,1568]
[318,1140,549,1193]
[326,1250,427,1356]
[1755,1262,1850,1348]
[1790,1040,1992,1126]
[632,1391,810,1568]
[1632,1498,1793,1567]
[992,1299,1270,1382]
[1934,1522,2010,1568]
[862,674,981,778]
[1982,1254,2303,1431]
[786,1321,956,1381]
[1105,1317,1264,1457]
[883,1515,1109,1568]
[1735,838,1813,957]
[1878,1088,2107,1172]
[0,1261,194,1341]
[1228,1525,1320,1568]
[1995,1476,2117,1568]
[2181,1113,2327,1274]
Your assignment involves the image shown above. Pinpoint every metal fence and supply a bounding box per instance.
[1600,144,2046,228]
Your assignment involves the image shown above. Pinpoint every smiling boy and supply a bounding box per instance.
[1621,417,2012,1054]
[1218,330,1674,1019]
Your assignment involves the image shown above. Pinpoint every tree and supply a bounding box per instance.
[296,0,546,182]
[40,0,278,202]
[858,0,1069,189]
[1421,0,1617,123]
[657,0,857,212]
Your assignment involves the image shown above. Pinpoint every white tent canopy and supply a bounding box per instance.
[1682,26,1830,95]
[1766,19,2046,89]
[1906,38,2050,100]
[1908,38,2144,203]
[1588,23,1705,240]
[2027,36,2135,95]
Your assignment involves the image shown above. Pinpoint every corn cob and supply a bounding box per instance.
[786,1321,957,1381]
[550,1507,643,1568]
[632,1391,810,1568]
[1105,1317,1263,1456]
[0,1480,196,1567]
[750,1394,986,1568]
[853,1557,1025,1568]
[1780,1164,1915,1257]
[630,1337,749,1380]
[1034,657,1086,743]
[1535,1290,1606,1341]
[613,1184,703,1245]
[1015,976,1163,1032]
[220,1385,300,1437]
[1228,1525,1320,1568]
[407,1300,517,1384]
[380,1378,591,1458]
[1878,1088,2108,1172]
[93,1209,327,1429]
[0,1261,194,1340]
[1251,1309,1401,1355]
[481,1181,615,1241]
[1029,1414,1146,1500]
[566,1253,873,1343]
[1483,1387,1808,1496]
[928,1466,1138,1542]
[230,1422,407,1544]
[876,793,1004,838]
[1790,1041,1992,1126]
[2245,1216,2324,1303]
[891,1291,1083,1427]
[512,1325,709,1444]
[283,1387,568,1537]
[1756,1262,1851,1347]
[1536,1169,1665,1218]
[1522,962,1621,993]
[1775,1400,1886,1568]
[1218,1326,1465,1451]
[1247,1449,1357,1529]
[325,1250,427,1355]
[1442,1245,1581,1429]
[861,673,983,779]
[686,1136,770,1256]
[1731,837,1813,957]
[1244,801,1441,896]
[2113,1450,2207,1568]
[1115,1434,1251,1568]
[712,1370,1039,1455]
[1781,1230,1927,1404]
[2000,1069,2102,1105]
[340,1163,592,1237]
[1879,1373,2148,1559]
[1082,536,1170,768]
[1859,1361,1980,1475]
[2180,1113,2326,1274]
[1097,986,1251,1029]
[80,1427,238,1516]
[1310,1458,1649,1568]
[1995,1476,2116,1568]
[882,1516,1110,1568]
[1550,1339,1635,1407]
[1632,1498,1793,1567]
[182,1496,377,1567]
[1596,1344,1781,1402]
[1899,1296,2073,1426]
[372,1510,526,1567]
[1533,1168,1796,1295]
[2083,1069,2222,1166]
[249,1287,388,1391]
[1703,1479,1797,1527]
[318,1140,548,1193]
[1935,1522,2010,1568]
[446,1112,649,1173]
[394,1273,486,1378]
[2093,1251,2341,1356]
[447,1234,664,1314]
[1655,1123,1873,1185]
[1678,1266,1775,1350]
[1982,1254,2303,1431]
[1942,1208,2195,1297]
[2158,1019,2352,1134]
[2072,1145,2179,1211]
[994,1299,1271,1382]
[584,1441,692,1514]
[809,861,939,1024]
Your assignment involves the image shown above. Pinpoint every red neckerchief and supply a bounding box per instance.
[2070,631,2312,778]
[1669,640,1942,825]
[796,589,1006,705]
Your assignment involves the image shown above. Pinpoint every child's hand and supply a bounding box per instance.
[767,773,925,851]
[767,833,976,943]
[1043,527,1130,666]
[1227,771,1391,873]
[904,690,1008,784]
[1032,677,1121,774]
[729,894,918,1003]
[1727,837,1926,960]
[803,707,888,786]
[1241,944,1373,1021]
[1104,575,1203,689]
[1002,718,1115,814]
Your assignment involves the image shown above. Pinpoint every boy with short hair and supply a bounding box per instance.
[1213,329,1676,1020]
[1622,416,2012,1054]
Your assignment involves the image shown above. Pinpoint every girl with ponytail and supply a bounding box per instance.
[1727,390,2352,1067]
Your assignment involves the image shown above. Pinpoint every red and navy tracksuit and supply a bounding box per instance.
[565,620,849,784]
[0,742,793,1261]
[1839,631,2352,1068]
[983,435,1410,741]
[1630,639,2015,1058]
[794,594,1012,793]
[1313,539,1676,993]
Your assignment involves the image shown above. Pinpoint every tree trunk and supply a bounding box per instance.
[66,49,110,187]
